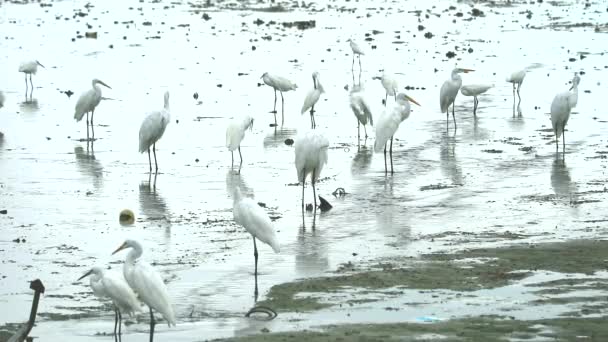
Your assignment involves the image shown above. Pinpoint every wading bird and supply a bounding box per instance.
[139,91,170,173]
[226,115,254,168]
[18,60,44,90]
[550,73,580,154]
[232,187,280,300]
[374,93,420,174]
[506,68,526,103]
[112,239,176,342]
[347,38,364,71]
[460,84,493,117]
[349,85,373,141]
[261,72,297,126]
[440,67,474,130]
[74,79,111,140]
[78,266,141,336]
[295,130,329,212]
[380,72,398,106]
[301,72,324,129]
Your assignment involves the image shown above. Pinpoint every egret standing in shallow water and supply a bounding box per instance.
[374,93,420,174]
[349,85,373,141]
[460,84,493,117]
[440,68,474,130]
[74,79,111,140]
[347,38,364,71]
[78,266,141,336]
[295,130,329,212]
[261,72,297,126]
[380,72,398,106]
[112,239,176,342]
[506,68,526,103]
[550,73,580,154]
[226,114,254,168]
[18,60,44,90]
[232,187,280,300]
[139,91,171,173]
[301,72,324,129]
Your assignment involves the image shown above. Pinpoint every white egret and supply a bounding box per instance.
[139,91,171,173]
[78,266,141,336]
[261,72,297,126]
[380,72,398,106]
[349,85,373,140]
[74,79,111,140]
[440,67,474,129]
[301,72,324,129]
[460,84,493,117]
[550,74,580,153]
[112,239,176,342]
[506,69,526,103]
[232,187,280,299]
[18,60,44,89]
[226,114,254,168]
[295,130,329,211]
[374,93,420,174]
[347,38,364,71]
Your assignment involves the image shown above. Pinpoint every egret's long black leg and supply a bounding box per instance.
[153,143,158,173]
[389,137,394,174]
[253,237,259,300]
[149,308,155,342]
[383,144,388,174]
[147,148,152,172]
[280,91,285,126]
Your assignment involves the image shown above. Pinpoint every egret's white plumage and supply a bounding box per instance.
[226,114,254,166]
[460,84,493,116]
[347,39,365,70]
[374,93,420,174]
[550,74,580,153]
[301,72,324,129]
[380,72,398,105]
[78,266,141,334]
[112,239,176,331]
[74,79,111,140]
[262,72,298,126]
[139,91,171,173]
[295,130,329,210]
[506,69,526,102]
[232,187,280,298]
[18,60,44,89]
[440,68,473,129]
[349,85,373,140]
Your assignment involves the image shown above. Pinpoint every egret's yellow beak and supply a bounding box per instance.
[406,95,421,106]
[77,269,93,281]
[112,242,128,255]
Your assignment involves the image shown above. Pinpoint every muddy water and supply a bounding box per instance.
[1,0,607,340]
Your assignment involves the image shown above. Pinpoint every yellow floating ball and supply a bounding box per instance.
[119,209,135,225]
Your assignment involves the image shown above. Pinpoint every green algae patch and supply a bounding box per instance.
[211,316,608,342]
[424,239,608,275]
[258,240,608,313]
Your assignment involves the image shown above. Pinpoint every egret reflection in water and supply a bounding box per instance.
[551,156,578,203]
[139,173,171,236]
[351,146,373,175]
[74,145,103,189]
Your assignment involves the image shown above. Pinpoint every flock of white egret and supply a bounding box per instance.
[6,36,581,341]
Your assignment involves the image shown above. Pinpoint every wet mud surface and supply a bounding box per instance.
[1,0,608,340]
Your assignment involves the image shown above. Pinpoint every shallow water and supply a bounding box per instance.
[1,0,607,340]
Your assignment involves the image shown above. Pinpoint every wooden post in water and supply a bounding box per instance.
[8,279,45,342]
